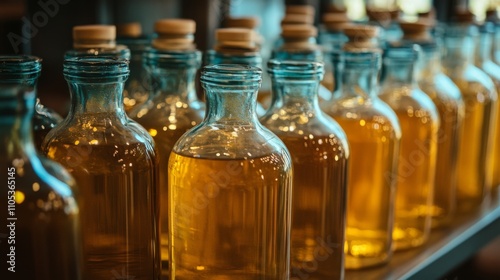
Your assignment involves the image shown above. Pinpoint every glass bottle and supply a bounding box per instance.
[128,18,204,275]
[271,24,332,104]
[33,98,63,151]
[43,57,160,279]
[322,51,401,268]
[474,22,500,196]
[0,56,82,280]
[441,22,497,213]
[399,20,465,228]
[116,22,151,112]
[204,28,266,116]
[378,45,440,250]
[260,60,348,278]
[168,64,292,279]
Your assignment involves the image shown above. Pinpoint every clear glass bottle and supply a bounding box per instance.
[271,24,332,104]
[168,64,292,279]
[379,45,439,250]
[204,28,267,116]
[474,22,500,196]
[322,51,401,268]
[116,22,151,112]
[0,56,82,280]
[128,18,204,276]
[399,20,465,228]
[43,57,160,279]
[260,60,349,278]
[441,23,497,213]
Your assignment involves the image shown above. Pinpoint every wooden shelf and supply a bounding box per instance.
[346,195,500,280]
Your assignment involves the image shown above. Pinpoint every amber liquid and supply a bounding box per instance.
[46,143,158,279]
[0,163,81,280]
[278,135,347,279]
[487,83,500,198]
[168,152,292,279]
[453,80,496,213]
[379,91,439,251]
[133,106,202,274]
[419,82,463,228]
[332,113,399,269]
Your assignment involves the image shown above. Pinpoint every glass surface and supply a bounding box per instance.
[441,24,497,214]
[260,60,349,278]
[473,23,500,197]
[128,49,204,274]
[415,42,465,228]
[168,64,292,279]
[33,98,63,151]
[322,51,401,268]
[43,57,160,279]
[378,45,440,251]
[0,56,82,280]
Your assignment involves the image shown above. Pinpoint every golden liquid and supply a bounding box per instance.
[132,104,202,274]
[418,82,463,228]
[0,163,81,279]
[453,80,496,213]
[168,152,292,279]
[278,135,347,279]
[46,143,159,279]
[379,90,439,251]
[486,82,500,198]
[330,106,399,269]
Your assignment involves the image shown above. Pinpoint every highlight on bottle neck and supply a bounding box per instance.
[267,59,324,82]
[201,64,261,90]
[63,56,129,83]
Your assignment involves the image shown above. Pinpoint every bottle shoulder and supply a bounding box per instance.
[129,98,205,127]
[450,64,498,98]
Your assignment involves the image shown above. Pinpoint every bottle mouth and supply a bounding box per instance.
[64,57,129,80]
[0,55,41,81]
[442,23,478,37]
[201,64,261,87]
[383,44,420,63]
[143,48,201,69]
[267,60,324,80]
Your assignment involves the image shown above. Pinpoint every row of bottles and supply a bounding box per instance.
[2,4,499,280]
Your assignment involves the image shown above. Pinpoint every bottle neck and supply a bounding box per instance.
[334,60,379,98]
[475,31,493,65]
[275,79,321,114]
[383,59,416,86]
[67,79,127,121]
[442,32,475,71]
[417,47,442,80]
[203,86,259,125]
[0,91,37,159]
[150,67,198,103]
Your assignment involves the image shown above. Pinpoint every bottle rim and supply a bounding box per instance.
[383,44,420,63]
[201,64,261,87]
[331,50,381,68]
[267,59,324,79]
[0,55,42,80]
[63,56,129,80]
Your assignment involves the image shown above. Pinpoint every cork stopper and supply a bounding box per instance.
[327,5,347,13]
[281,14,314,25]
[116,22,142,38]
[418,8,436,20]
[400,19,434,42]
[73,25,116,49]
[342,25,381,52]
[453,9,476,23]
[286,5,315,18]
[323,12,351,32]
[224,17,260,29]
[366,8,399,25]
[214,28,258,53]
[280,24,318,50]
[152,19,196,51]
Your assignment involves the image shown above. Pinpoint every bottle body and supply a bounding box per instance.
[261,61,349,278]
[129,49,204,273]
[442,25,498,213]
[43,57,160,279]
[379,46,439,250]
[322,52,400,268]
[0,56,82,280]
[416,46,465,228]
[168,65,292,279]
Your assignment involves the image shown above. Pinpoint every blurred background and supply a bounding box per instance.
[0,0,499,278]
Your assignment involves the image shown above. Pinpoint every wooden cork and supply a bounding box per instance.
[116,22,142,38]
[323,12,351,32]
[224,17,260,29]
[286,5,315,17]
[73,25,116,49]
[454,9,476,23]
[281,14,314,25]
[280,24,318,51]
[153,19,196,51]
[400,19,435,42]
[342,24,381,52]
[214,28,258,53]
